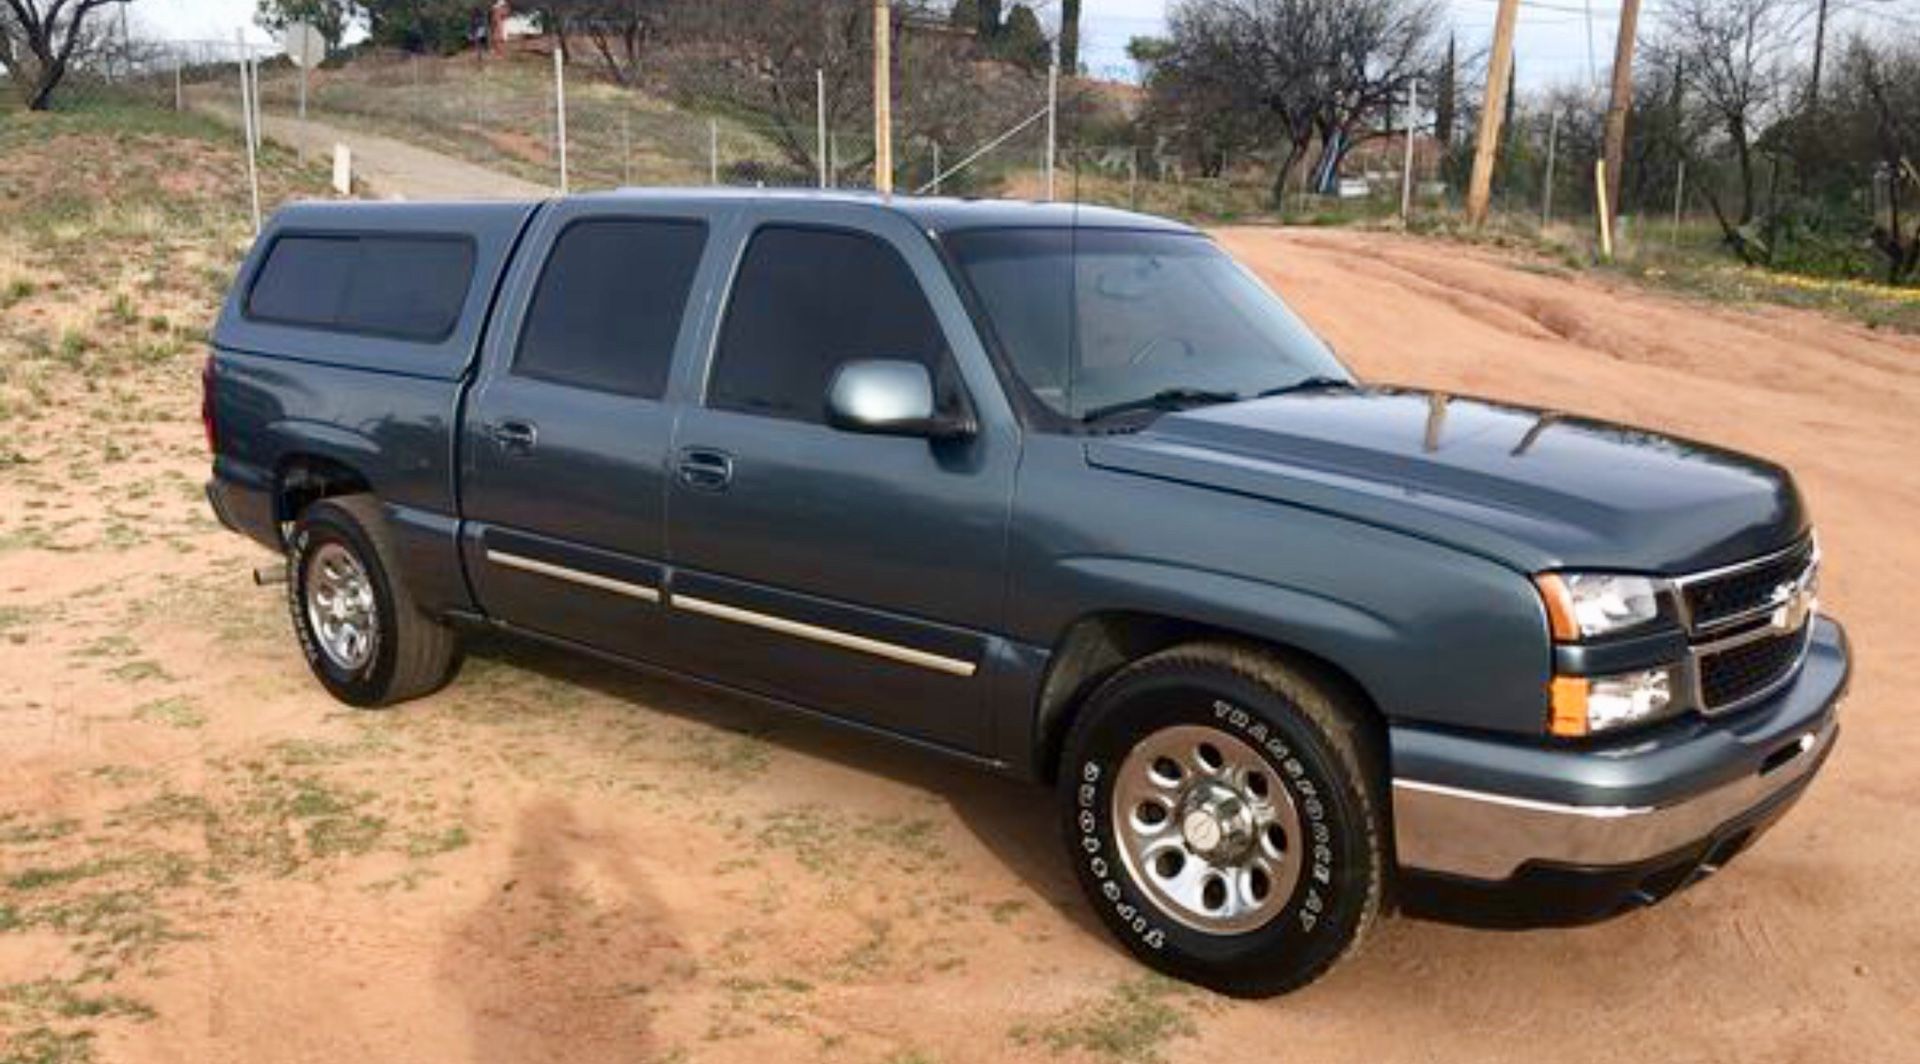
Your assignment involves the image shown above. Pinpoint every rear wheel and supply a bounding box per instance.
[1059,643,1385,997]
[287,495,461,707]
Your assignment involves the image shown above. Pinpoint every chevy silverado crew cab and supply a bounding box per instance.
[205,191,1849,997]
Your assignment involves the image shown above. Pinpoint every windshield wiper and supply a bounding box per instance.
[1252,376,1357,399]
[1080,388,1243,425]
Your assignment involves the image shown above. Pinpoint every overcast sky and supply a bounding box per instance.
[131,0,1920,87]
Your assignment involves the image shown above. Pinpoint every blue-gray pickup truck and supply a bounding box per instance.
[204,191,1848,996]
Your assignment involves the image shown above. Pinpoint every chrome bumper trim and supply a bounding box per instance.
[1391,714,1837,881]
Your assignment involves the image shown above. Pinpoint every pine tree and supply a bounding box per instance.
[1435,34,1457,145]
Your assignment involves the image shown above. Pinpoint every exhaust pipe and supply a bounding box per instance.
[252,564,286,587]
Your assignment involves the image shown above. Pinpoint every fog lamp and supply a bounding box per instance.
[1549,668,1675,737]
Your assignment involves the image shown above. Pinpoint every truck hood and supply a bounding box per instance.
[1085,387,1806,574]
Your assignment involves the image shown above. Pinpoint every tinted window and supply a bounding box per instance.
[513,219,708,398]
[246,234,475,341]
[709,226,946,422]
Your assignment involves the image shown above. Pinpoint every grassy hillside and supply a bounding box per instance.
[250,51,793,192]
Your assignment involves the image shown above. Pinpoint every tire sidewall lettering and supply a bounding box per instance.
[1072,693,1346,956]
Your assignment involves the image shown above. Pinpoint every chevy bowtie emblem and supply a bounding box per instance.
[1769,579,1817,634]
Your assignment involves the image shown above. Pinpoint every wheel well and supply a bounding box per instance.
[1031,611,1388,784]
[275,455,371,526]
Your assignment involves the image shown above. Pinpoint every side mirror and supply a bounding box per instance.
[825,359,975,440]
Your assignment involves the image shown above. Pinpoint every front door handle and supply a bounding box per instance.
[488,420,538,454]
[676,447,734,491]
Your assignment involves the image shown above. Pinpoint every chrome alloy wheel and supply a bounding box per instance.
[1112,724,1305,934]
[304,542,378,672]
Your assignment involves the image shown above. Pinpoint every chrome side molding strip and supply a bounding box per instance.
[486,550,662,603]
[673,594,978,678]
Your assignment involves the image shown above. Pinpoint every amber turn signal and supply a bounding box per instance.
[1548,675,1590,738]
[1533,573,1580,642]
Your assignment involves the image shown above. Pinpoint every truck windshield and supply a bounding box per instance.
[945,228,1351,426]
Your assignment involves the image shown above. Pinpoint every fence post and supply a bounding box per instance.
[816,69,828,190]
[1401,78,1418,223]
[621,103,631,186]
[237,31,261,235]
[553,45,569,194]
[1595,160,1614,260]
[1671,160,1686,245]
[931,142,941,195]
[174,62,183,112]
[1044,40,1059,201]
[1542,112,1560,226]
[709,119,719,185]
[1129,147,1139,210]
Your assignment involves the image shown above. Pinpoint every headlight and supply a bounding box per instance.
[1534,572,1664,640]
[1549,667,1676,737]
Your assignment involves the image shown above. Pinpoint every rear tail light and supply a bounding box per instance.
[201,354,217,452]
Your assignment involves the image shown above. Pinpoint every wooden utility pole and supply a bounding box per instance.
[1809,0,1831,106]
[873,0,893,195]
[1466,0,1521,225]
[1600,0,1642,231]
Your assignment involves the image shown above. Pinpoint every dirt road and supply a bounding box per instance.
[5,141,1919,1061]
[193,99,550,200]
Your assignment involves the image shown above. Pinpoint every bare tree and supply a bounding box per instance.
[1,0,129,110]
[1649,0,1797,251]
[546,0,667,86]
[1834,36,1920,283]
[1152,0,1440,204]
[661,0,1037,182]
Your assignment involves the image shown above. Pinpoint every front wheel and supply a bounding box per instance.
[287,494,462,708]
[1059,643,1386,997]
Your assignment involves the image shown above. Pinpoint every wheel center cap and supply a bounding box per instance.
[1182,809,1223,852]
[1180,784,1253,861]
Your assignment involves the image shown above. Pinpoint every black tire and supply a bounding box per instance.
[1058,642,1385,998]
[286,494,462,708]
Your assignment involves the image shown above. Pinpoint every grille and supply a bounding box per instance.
[1698,628,1808,710]
[1681,538,1815,632]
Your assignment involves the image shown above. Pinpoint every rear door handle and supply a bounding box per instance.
[676,447,734,491]
[488,420,538,454]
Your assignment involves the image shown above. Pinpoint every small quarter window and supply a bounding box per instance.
[512,219,709,398]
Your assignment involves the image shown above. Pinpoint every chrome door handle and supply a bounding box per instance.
[676,447,734,491]
[489,420,538,454]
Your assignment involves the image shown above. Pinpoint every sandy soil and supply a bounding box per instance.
[5,177,1920,1062]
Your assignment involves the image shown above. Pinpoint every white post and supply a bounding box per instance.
[251,56,263,150]
[620,103,631,186]
[816,68,828,190]
[237,31,261,234]
[931,142,941,195]
[174,62,183,112]
[1400,78,1418,222]
[709,118,719,185]
[553,45,569,194]
[1044,40,1059,201]
[1129,146,1139,209]
[1672,160,1686,245]
[1595,159,1615,260]
[1542,112,1560,225]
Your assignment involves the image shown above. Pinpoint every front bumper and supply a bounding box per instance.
[1389,616,1849,927]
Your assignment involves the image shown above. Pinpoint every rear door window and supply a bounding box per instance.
[708,226,947,423]
[511,219,709,398]
[246,233,475,341]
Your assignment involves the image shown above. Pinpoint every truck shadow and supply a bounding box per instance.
[437,796,685,1063]
[454,633,1108,943]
